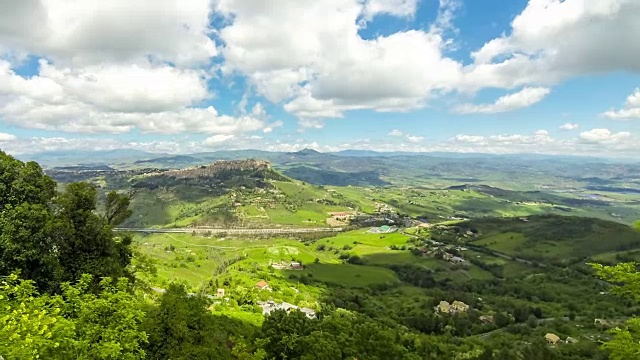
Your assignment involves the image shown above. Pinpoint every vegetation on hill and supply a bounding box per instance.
[447,215,640,264]
[5,150,640,359]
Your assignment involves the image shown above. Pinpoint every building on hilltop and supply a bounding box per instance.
[255,280,270,290]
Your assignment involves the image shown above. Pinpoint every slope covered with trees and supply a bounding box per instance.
[2,150,640,359]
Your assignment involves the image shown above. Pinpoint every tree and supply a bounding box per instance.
[633,220,640,233]
[0,151,61,291]
[0,273,146,359]
[104,191,134,226]
[260,309,316,359]
[60,275,147,359]
[0,273,75,359]
[592,262,640,359]
[0,152,135,292]
[142,283,244,359]
[54,182,134,287]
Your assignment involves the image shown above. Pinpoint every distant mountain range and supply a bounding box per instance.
[18,148,628,168]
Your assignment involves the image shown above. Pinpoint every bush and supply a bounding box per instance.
[347,255,366,265]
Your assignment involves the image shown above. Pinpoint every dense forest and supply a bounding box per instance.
[2,150,640,359]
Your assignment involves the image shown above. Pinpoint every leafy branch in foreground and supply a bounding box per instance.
[591,261,640,360]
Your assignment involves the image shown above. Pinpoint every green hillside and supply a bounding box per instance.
[122,161,357,228]
[452,215,640,263]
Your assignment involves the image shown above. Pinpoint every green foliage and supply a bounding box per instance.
[142,283,253,359]
[259,309,425,359]
[55,182,134,287]
[592,262,640,359]
[0,273,146,360]
[0,274,74,359]
[60,275,147,359]
[465,215,640,263]
[0,151,135,292]
[634,220,640,232]
[105,190,134,226]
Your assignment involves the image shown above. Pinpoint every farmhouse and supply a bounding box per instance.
[290,261,304,270]
[255,280,270,290]
[545,333,561,345]
[451,301,469,313]
[258,301,317,319]
[436,301,451,313]
[216,288,225,297]
[436,300,469,314]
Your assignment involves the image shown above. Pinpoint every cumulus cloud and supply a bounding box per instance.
[216,0,462,126]
[406,135,424,143]
[0,41,263,136]
[465,0,640,91]
[579,128,631,143]
[454,87,551,114]
[602,88,640,119]
[262,120,284,134]
[452,130,553,146]
[361,0,419,21]
[0,0,217,67]
[0,132,16,142]
[388,129,404,136]
[560,123,580,130]
[204,134,236,146]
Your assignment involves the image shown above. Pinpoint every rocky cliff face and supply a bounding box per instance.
[154,159,271,179]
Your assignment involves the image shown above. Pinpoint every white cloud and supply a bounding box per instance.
[204,134,236,146]
[0,59,263,135]
[579,128,631,143]
[452,130,553,146]
[465,0,640,91]
[452,134,485,144]
[216,0,462,126]
[454,87,551,114]
[602,88,640,119]
[0,132,16,142]
[262,120,284,134]
[560,123,580,130]
[388,129,404,137]
[406,135,424,143]
[361,0,419,21]
[0,0,217,67]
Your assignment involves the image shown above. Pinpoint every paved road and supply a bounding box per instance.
[115,227,343,235]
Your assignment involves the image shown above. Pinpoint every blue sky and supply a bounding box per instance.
[0,0,639,158]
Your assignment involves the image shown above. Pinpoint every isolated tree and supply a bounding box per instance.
[105,190,134,226]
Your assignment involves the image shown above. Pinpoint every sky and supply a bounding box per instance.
[1,0,640,158]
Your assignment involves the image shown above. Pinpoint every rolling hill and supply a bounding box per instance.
[446,215,640,264]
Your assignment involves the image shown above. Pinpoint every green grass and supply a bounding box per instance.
[475,232,527,254]
[300,263,398,288]
[466,215,640,262]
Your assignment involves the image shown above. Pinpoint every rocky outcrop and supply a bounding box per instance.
[149,159,271,179]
